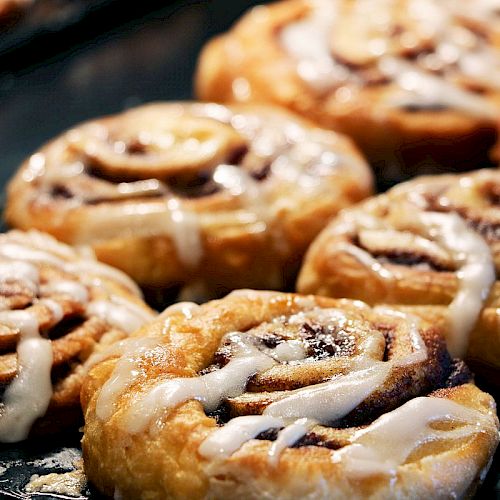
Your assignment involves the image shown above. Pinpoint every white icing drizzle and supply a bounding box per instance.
[268,418,316,466]
[0,311,52,443]
[68,260,142,297]
[0,261,39,293]
[42,280,89,304]
[94,338,160,421]
[197,310,426,462]
[39,299,64,324]
[0,233,142,298]
[84,337,157,373]
[199,415,283,459]
[199,355,409,463]
[271,340,307,362]
[263,363,391,422]
[87,296,154,334]
[90,302,200,420]
[0,231,153,442]
[119,309,379,432]
[165,199,203,268]
[332,207,494,359]
[123,334,277,433]
[0,243,66,268]
[416,212,495,357]
[379,57,497,119]
[334,396,495,477]
[114,303,431,466]
[280,0,500,117]
[280,0,345,93]
[334,242,394,281]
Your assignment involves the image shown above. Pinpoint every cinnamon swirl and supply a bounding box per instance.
[81,290,498,499]
[5,102,372,304]
[0,230,155,441]
[196,0,500,184]
[298,169,500,376]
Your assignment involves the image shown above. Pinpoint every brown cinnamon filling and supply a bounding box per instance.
[355,235,455,272]
[299,323,356,359]
[408,186,500,246]
[204,316,471,449]
[53,146,273,204]
[376,251,454,271]
[468,218,500,243]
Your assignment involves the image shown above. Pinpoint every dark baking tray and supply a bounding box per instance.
[0,0,499,498]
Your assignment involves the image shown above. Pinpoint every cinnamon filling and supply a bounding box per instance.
[201,313,469,450]
[54,148,272,204]
[415,188,500,245]
[355,236,455,272]
[375,251,454,271]
[468,218,500,244]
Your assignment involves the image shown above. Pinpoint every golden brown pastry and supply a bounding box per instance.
[5,102,372,304]
[196,0,500,184]
[298,169,500,376]
[0,230,155,441]
[81,290,498,499]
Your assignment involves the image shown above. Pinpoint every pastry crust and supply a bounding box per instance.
[81,290,498,499]
[0,230,155,440]
[297,169,500,374]
[5,102,372,302]
[196,0,500,183]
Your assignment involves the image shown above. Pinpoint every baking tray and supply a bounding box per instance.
[0,0,499,498]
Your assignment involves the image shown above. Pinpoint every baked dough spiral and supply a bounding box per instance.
[5,102,372,303]
[81,290,498,499]
[298,169,500,376]
[0,230,155,441]
[196,0,500,183]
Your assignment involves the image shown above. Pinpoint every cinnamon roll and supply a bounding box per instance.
[298,169,500,376]
[196,0,500,184]
[0,230,155,442]
[5,102,372,304]
[81,290,498,499]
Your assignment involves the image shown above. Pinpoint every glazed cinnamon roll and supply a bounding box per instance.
[81,290,498,499]
[298,169,500,376]
[196,0,500,184]
[0,230,155,442]
[5,102,372,304]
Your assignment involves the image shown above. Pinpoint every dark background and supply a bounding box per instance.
[0,0,265,189]
[0,1,498,498]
